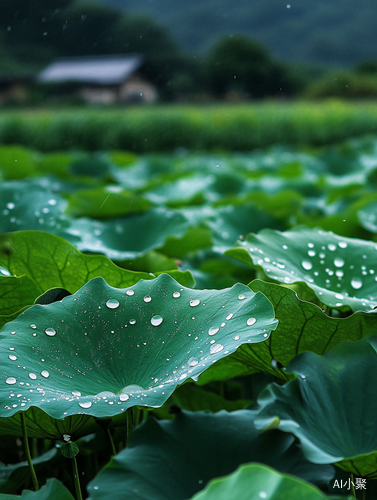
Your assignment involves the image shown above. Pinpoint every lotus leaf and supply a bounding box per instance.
[190,464,350,500]
[86,410,333,500]
[0,275,277,428]
[254,336,377,477]
[226,227,377,311]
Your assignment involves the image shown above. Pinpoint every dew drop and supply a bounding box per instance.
[28,373,37,380]
[41,370,50,378]
[119,393,129,402]
[234,335,240,341]
[226,313,234,320]
[79,401,92,409]
[247,317,257,326]
[334,258,345,268]
[301,260,312,271]
[8,355,17,361]
[351,277,363,290]
[72,391,81,397]
[30,324,37,330]
[327,243,336,251]
[44,327,56,337]
[129,319,136,325]
[173,291,181,298]
[282,244,288,250]
[126,290,135,296]
[143,295,152,303]
[5,377,16,385]
[308,250,316,257]
[188,357,198,367]
[238,294,246,300]
[210,343,224,354]
[151,315,163,326]
[338,241,348,249]
[335,293,344,300]
[6,202,15,210]
[106,299,119,309]
[208,326,219,336]
[190,299,200,307]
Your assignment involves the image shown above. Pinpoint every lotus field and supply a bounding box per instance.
[4,135,377,499]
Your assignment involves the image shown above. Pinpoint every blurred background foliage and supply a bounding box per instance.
[2,0,377,104]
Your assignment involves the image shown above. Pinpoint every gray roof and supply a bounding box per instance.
[38,55,143,85]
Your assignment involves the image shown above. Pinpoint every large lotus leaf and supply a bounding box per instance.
[254,336,377,477]
[0,478,74,499]
[0,275,277,426]
[65,187,152,219]
[197,279,377,384]
[86,410,333,500]
[0,231,152,294]
[226,227,377,311]
[66,208,191,260]
[0,182,69,234]
[190,464,349,500]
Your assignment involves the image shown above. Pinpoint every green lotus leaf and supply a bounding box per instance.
[0,478,74,499]
[0,182,69,234]
[204,204,281,250]
[254,336,377,477]
[357,199,377,233]
[198,279,377,383]
[65,187,152,219]
[67,208,191,261]
[0,276,40,329]
[190,464,350,500]
[0,406,101,439]
[0,146,37,180]
[145,174,214,207]
[226,227,377,311]
[0,275,277,425]
[0,231,152,294]
[86,410,333,500]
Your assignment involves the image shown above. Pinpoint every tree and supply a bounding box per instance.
[111,15,187,99]
[204,35,287,98]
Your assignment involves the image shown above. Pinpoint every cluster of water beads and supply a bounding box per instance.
[248,233,377,306]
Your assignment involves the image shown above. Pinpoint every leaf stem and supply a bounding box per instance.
[71,455,83,500]
[20,412,39,491]
[350,473,356,498]
[126,407,134,446]
[106,428,116,456]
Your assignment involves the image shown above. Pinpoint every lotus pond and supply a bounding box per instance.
[2,136,377,498]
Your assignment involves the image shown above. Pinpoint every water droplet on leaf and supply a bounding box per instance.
[208,326,219,336]
[210,344,224,354]
[190,299,200,307]
[151,315,163,326]
[106,299,119,309]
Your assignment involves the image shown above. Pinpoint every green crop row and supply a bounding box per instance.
[2,101,377,152]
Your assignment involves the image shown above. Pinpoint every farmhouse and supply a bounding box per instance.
[37,54,158,104]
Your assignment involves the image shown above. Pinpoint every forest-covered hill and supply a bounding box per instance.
[101,0,377,67]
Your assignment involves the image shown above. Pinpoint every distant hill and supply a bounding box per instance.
[100,0,377,67]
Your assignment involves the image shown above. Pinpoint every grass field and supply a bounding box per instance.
[2,100,377,152]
